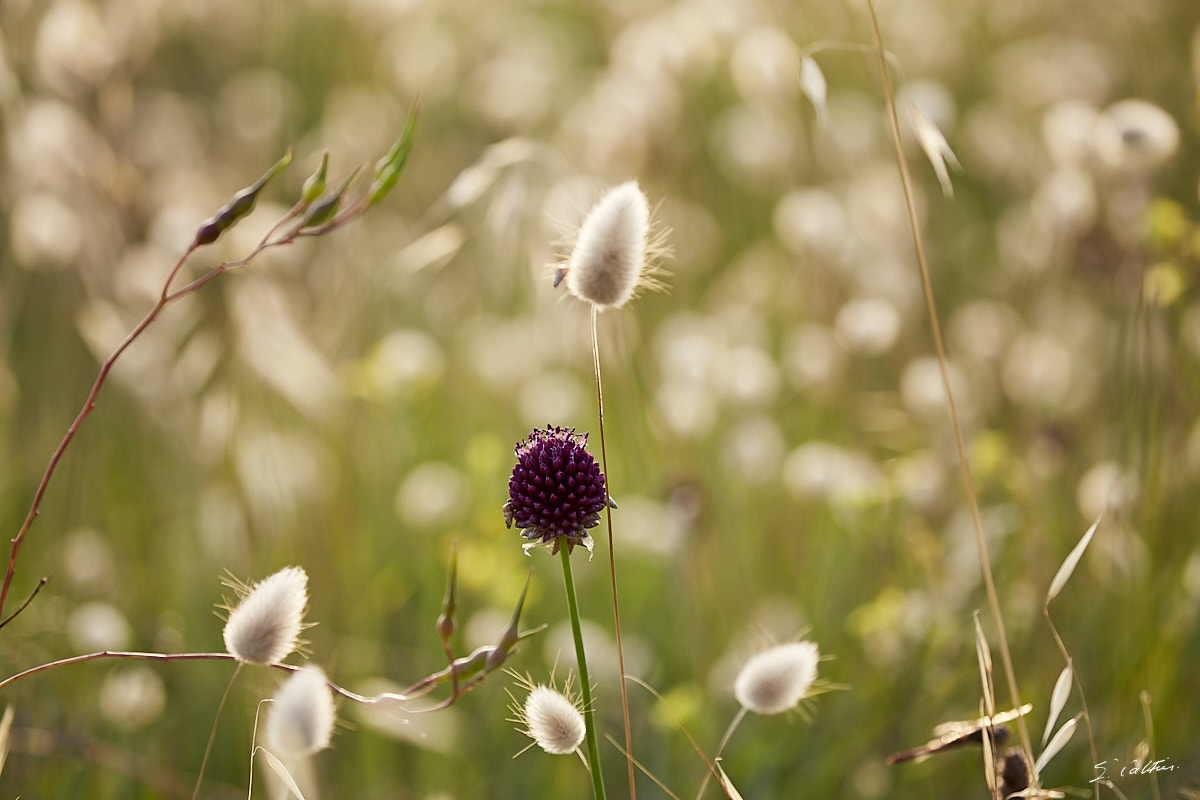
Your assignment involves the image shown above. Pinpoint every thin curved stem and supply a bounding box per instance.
[0,576,48,630]
[695,706,748,800]
[559,538,607,800]
[1044,607,1100,800]
[193,662,243,800]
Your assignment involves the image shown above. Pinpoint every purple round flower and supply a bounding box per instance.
[504,426,608,555]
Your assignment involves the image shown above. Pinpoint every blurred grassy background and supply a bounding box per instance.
[1,0,1199,797]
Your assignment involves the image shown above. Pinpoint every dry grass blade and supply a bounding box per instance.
[257,747,308,800]
[1140,691,1162,800]
[1035,714,1080,774]
[716,763,746,800]
[1043,665,1073,747]
[0,704,13,777]
[973,612,996,716]
[1046,517,1101,605]
[974,613,999,797]
[1008,790,1067,799]
[603,734,684,800]
[865,0,1033,766]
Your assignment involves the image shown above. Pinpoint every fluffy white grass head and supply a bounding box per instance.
[733,640,819,715]
[222,566,308,665]
[563,181,664,311]
[266,665,335,758]
[507,672,586,756]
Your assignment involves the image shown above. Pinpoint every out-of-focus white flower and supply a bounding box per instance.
[773,188,848,263]
[1043,101,1100,167]
[395,462,470,528]
[835,296,901,356]
[730,25,800,105]
[222,566,308,665]
[733,641,819,715]
[1076,461,1137,520]
[266,665,336,758]
[68,602,131,652]
[1094,99,1180,172]
[712,345,780,408]
[100,666,165,730]
[1001,332,1072,411]
[783,323,845,393]
[783,442,885,506]
[900,356,969,419]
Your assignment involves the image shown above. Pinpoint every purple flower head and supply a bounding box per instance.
[504,426,608,555]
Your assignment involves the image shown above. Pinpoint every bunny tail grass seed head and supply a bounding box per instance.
[503,425,608,555]
[221,566,309,665]
[559,180,667,311]
[266,665,336,758]
[734,640,819,715]
[507,673,586,756]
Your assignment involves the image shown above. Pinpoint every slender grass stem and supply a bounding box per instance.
[591,306,636,800]
[193,661,242,800]
[695,706,748,800]
[559,537,607,800]
[1044,608,1101,800]
[864,0,1035,777]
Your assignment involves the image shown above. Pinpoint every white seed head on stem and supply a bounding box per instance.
[222,566,309,665]
[507,672,586,756]
[733,640,819,715]
[561,181,665,311]
[266,665,336,758]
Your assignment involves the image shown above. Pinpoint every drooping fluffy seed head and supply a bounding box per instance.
[733,640,819,715]
[508,674,586,756]
[564,181,652,310]
[503,426,607,555]
[222,566,308,665]
[266,665,335,758]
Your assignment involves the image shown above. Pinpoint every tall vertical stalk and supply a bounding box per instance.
[560,537,608,800]
[591,307,637,799]
[865,0,1036,776]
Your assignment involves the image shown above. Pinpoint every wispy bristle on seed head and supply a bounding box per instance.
[560,181,668,311]
[733,640,819,715]
[266,664,335,758]
[507,672,586,756]
[221,566,309,665]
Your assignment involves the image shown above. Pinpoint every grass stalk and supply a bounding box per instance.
[559,537,608,800]
[864,0,1035,777]
[193,662,243,800]
[591,306,637,799]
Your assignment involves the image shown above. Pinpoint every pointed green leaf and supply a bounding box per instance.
[367,100,419,207]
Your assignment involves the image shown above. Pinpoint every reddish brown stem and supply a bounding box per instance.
[0,199,344,620]
[0,245,194,618]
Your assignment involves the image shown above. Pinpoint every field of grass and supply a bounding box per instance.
[1,0,1198,797]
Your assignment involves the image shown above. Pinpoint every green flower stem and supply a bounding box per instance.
[559,538,607,800]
